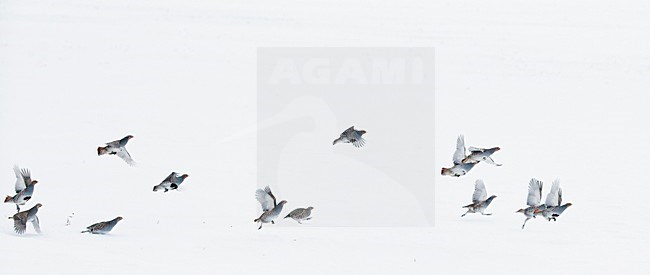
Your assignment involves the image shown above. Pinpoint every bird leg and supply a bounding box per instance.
[461,211,469,217]
[271,220,274,224]
[16,205,20,212]
[258,223,263,230]
[482,213,493,216]
[522,217,530,229]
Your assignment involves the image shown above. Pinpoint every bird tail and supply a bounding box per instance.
[253,218,260,222]
[441,168,449,175]
[81,230,90,233]
[284,214,290,219]
[97,146,108,156]
[4,195,13,203]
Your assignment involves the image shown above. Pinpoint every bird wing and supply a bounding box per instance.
[341,126,355,137]
[115,147,136,166]
[255,186,276,212]
[14,166,29,193]
[472,179,488,203]
[352,137,366,148]
[453,135,466,165]
[13,213,28,234]
[85,221,106,232]
[482,156,502,166]
[292,208,310,219]
[468,146,485,153]
[287,208,300,217]
[545,179,561,207]
[161,172,176,184]
[31,215,41,233]
[105,139,121,147]
[527,178,543,206]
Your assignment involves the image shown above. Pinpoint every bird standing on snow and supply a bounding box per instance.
[4,166,38,212]
[153,172,189,192]
[333,126,367,148]
[284,207,314,224]
[81,217,123,234]
[461,180,497,217]
[516,178,543,229]
[441,135,477,177]
[97,135,136,166]
[462,146,502,166]
[9,203,42,234]
[254,186,287,230]
[535,179,573,221]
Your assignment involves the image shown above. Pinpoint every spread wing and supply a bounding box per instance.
[115,147,136,166]
[453,135,466,165]
[14,166,32,193]
[13,213,28,234]
[527,178,543,207]
[558,188,563,206]
[255,186,277,212]
[545,179,561,207]
[31,216,41,234]
[472,179,488,203]
[352,136,366,148]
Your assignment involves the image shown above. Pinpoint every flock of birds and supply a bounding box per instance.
[4,135,191,235]
[252,126,365,229]
[4,128,569,234]
[4,127,367,234]
[441,135,573,229]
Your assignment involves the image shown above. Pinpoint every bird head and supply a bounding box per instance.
[358,130,367,135]
[116,217,124,221]
[493,147,501,151]
[35,203,43,208]
[307,206,314,210]
[565,203,573,207]
[181,174,189,179]
[126,135,134,140]
[488,195,497,200]
[31,180,39,185]
[279,200,288,205]
[4,196,12,203]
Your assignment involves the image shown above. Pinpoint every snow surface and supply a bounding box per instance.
[1,0,650,274]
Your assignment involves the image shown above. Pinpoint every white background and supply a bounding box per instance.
[1,0,649,274]
[257,47,436,226]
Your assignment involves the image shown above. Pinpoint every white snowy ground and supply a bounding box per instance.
[1,0,650,274]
